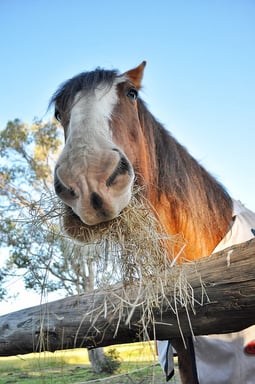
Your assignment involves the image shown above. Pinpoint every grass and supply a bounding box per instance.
[0,342,181,383]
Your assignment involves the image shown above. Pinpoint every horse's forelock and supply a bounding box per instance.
[50,68,119,113]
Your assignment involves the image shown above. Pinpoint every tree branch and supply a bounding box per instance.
[0,239,254,356]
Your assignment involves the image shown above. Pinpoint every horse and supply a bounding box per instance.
[51,62,255,383]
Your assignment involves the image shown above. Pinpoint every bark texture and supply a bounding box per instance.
[0,239,254,356]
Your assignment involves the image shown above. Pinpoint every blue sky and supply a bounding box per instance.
[1,0,254,210]
[0,1,254,312]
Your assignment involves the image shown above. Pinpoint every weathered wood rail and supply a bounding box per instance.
[0,239,254,356]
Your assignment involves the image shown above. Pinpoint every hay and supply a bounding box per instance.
[60,187,184,276]
[32,188,199,340]
[60,189,199,335]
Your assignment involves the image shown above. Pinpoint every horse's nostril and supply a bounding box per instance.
[119,156,131,174]
[54,171,65,195]
[106,153,132,187]
[54,169,77,199]
[90,192,103,211]
[69,188,76,197]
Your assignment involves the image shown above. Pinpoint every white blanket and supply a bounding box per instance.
[159,200,255,383]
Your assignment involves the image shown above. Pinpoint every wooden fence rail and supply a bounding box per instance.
[0,239,254,356]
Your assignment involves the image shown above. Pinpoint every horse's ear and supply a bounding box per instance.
[124,61,146,89]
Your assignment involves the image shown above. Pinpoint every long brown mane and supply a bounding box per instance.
[135,98,233,260]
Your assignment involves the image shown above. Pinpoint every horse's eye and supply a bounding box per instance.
[55,110,62,122]
[126,88,138,102]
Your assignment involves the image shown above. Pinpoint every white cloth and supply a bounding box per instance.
[159,200,255,382]
[194,326,255,384]
[194,200,255,384]
[157,340,175,380]
[213,200,255,253]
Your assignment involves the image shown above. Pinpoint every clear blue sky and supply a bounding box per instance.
[0,1,254,314]
[1,0,254,210]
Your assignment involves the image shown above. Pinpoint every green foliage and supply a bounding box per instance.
[0,118,62,191]
[0,119,31,156]
[0,118,96,299]
[99,349,121,374]
[0,270,7,301]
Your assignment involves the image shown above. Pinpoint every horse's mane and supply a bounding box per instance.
[136,98,233,258]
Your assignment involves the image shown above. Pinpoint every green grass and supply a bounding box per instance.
[0,364,180,384]
[0,343,181,383]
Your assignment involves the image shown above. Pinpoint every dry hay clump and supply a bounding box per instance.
[32,188,199,337]
[59,188,197,326]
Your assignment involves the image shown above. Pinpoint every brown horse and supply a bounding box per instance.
[51,62,233,383]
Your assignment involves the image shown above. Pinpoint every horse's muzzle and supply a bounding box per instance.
[54,148,134,226]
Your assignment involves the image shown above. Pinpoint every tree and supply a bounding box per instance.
[1,119,64,293]
[0,119,110,372]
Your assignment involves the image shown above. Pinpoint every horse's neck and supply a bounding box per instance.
[152,192,232,261]
[139,105,233,261]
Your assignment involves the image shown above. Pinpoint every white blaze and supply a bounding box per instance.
[55,76,134,226]
[67,81,119,149]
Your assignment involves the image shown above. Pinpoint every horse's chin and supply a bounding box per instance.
[60,185,143,243]
[61,205,120,243]
[74,208,121,227]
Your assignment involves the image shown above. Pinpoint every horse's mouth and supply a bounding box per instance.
[60,184,143,242]
[61,203,122,242]
[64,204,111,226]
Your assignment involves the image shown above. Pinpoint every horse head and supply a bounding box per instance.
[52,62,147,229]
[52,61,232,258]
